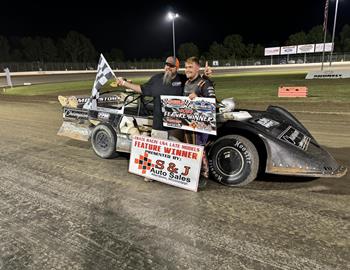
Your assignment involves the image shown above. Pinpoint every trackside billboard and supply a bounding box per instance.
[280,46,297,55]
[264,47,280,56]
[297,44,315,54]
[265,43,333,55]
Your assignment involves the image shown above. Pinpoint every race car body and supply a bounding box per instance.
[58,93,347,186]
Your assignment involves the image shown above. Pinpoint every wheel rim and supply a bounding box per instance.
[215,146,244,177]
[95,130,111,152]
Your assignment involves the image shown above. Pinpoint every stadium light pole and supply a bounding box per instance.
[321,0,329,71]
[167,12,179,65]
[329,0,339,67]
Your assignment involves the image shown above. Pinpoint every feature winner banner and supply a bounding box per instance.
[161,96,216,135]
[129,135,203,192]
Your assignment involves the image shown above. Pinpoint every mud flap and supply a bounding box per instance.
[57,121,91,141]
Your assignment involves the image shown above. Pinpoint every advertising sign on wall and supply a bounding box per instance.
[315,43,333,52]
[264,47,280,56]
[280,46,297,55]
[297,44,315,54]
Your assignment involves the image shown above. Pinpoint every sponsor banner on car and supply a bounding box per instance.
[77,95,121,104]
[255,118,280,128]
[264,47,280,56]
[297,44,315,54]
[280,46,297,55]
[161,96,217,135]
[129,135,203,192]
[315,42,333,52]
[278,126,310,151]
[63,108,89,120]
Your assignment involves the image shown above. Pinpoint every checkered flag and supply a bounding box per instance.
[83,54,116,110]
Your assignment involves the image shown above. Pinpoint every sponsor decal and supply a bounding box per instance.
[234,140,252,164]
[165,98,187,107]
[77,97,90,103]
[129,135,203,192]
[256,118,279,128]
[193,100,216,112]
[278,126,310,151]
[172,81,182,87]
[77,95,120,104]
[63,108,89,119]
[97,112,110,120]
[100,96,119,102]
[161,96,217,135]
[165,117,182,127]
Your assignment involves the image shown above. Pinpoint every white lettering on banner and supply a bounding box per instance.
[161,96,217,135]
[129,135,203,192]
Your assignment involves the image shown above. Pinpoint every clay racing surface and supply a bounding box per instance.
[0,94,349,269]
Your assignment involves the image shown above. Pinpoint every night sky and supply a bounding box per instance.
[1,0,349,59]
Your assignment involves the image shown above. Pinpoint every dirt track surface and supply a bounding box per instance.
[0,95,349,269]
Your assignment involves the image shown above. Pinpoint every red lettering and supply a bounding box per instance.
[167,162,178,173]
[156,160,165,169]
[182,166,190,176]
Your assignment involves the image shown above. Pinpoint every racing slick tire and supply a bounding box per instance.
[91,123,118,159]
[209,135,259,186]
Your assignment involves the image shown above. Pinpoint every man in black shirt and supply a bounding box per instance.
[183,57,216,185]
[116,56,185,182]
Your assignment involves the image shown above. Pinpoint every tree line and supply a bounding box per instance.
[1,25,350,63]
[0,31,125,63]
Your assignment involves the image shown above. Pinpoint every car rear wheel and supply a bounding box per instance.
[91,123,118,159]
[209,135,259,186]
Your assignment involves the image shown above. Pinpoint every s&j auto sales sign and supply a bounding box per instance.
[129,135,203,192]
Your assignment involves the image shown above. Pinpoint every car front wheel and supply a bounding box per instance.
[209,135,259,186]
[91,123,118,159]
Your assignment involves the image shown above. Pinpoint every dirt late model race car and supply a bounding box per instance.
[57,92,347,187]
